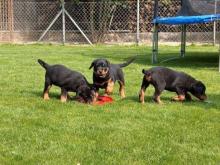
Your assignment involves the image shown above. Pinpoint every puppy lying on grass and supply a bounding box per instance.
[139,66,207,104]
[38,59,96,103]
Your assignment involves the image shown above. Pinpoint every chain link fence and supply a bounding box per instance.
[0,0,219,44]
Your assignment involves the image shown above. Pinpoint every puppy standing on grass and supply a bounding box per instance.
[89,57,136,98]
[139,67,207,104]
[38,59,96,103]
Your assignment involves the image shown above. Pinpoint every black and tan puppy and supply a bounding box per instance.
[89,57,135,98]
[139,67,207,104]
[38,59,96,103]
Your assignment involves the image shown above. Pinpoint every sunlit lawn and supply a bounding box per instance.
[0,44,219,164]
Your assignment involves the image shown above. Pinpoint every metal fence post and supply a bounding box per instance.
[136,0,140,45]
[62,0,65,44]
[213,0,217,46]
[180,24,187,58]
[8,0,14,42]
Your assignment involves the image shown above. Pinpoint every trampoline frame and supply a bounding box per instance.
[152,0,219,64]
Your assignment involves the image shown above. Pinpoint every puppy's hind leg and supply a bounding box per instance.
[60,88,68,103]
[139,78,149,104]
[43,77,52,100]
[118,81,125,98]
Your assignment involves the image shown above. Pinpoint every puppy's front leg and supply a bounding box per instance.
[93,86,99,98]
[60,88,68,102]
[153,85,165,104]
[185,93,192,101]
[153,91,163,104]
[172,87,186,101]
[105,79,114,95]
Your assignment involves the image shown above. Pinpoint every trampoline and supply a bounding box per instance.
[152,0,220,64]
[154,14,220,25]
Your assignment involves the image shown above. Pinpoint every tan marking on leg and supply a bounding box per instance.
[153,94,163,104]
[178,95,185,101]
[105,79,114,95]
[139,89,145,103]
[95,92,99,98]
[60,94,67,103]
[43,85,51,100]
[172,95,185,101]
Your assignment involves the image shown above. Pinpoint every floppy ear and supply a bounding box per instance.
[105,60,110,67]
[195,81,206,91]
[142,69,145,74]
[89,61,95,69]
[89,59,98,69]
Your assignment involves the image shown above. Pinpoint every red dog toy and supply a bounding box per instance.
[95,95,113,105]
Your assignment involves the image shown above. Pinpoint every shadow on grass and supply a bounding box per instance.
[126,95,176,103]
[125,93,219,109]
[88,49,218,69]
[30,90,82,102]
[30,90,61,100]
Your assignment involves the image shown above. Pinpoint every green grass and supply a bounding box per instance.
[0,44,219,164]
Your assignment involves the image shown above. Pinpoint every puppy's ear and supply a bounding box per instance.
[89,62,95,69]
[142,69,145,74]
[105,60,110,67]
[196,81,206,91]
[89,59,98,69]
[191,81,206,92]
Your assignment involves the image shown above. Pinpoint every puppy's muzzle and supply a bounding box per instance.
[96,67,109,78]
[199,95,207,101]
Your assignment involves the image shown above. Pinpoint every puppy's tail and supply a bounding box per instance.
[38,59,50,70]
[118,56,136,68]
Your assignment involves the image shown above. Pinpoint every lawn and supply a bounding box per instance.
[0,44,219,164]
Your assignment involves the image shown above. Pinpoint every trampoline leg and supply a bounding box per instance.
[152,23,159,64]
[180,24,186,58]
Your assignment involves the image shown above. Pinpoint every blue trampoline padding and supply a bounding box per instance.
[153,14,220,25]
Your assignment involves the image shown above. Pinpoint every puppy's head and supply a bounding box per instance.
[190,81,207,101]
[76,85,96,104]
[89,59,110,78]
[142,69,152,81]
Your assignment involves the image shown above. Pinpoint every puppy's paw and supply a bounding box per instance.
[140,100,145,104]
[157,100,164,105]
[60,95,67,103]
[43,95,50,100]
[120,94,125,99]
[171,95,185,101]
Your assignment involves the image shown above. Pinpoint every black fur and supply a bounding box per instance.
[89,57,136,97]
[139,66,207,103]
[38,59,96,103]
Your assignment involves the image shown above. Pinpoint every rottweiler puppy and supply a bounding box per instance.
[38,59,96,103]
[89,57,135,98]
[139,67,207,104]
